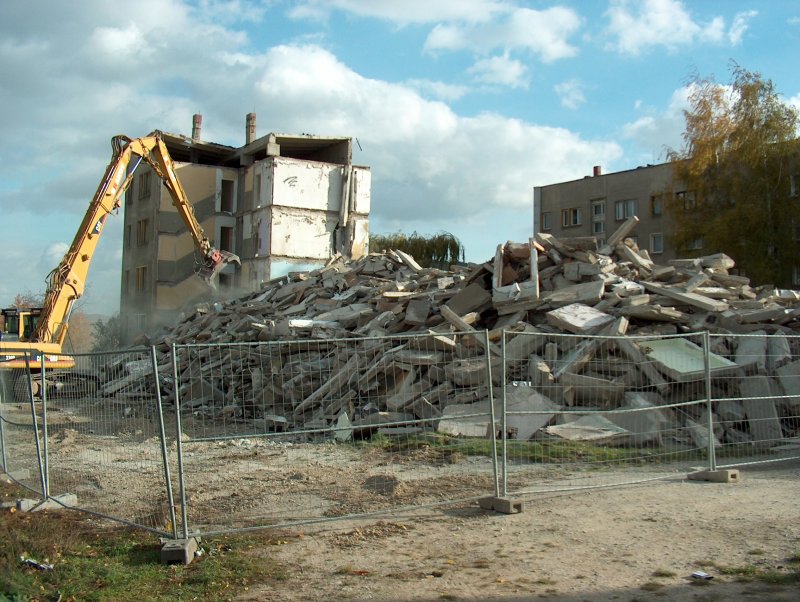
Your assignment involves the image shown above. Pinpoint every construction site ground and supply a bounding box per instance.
[239,462,799,602]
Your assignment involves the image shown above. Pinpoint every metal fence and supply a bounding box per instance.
[1,329,798,540]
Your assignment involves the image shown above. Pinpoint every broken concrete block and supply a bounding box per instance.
[503,385,559,440]
[404,298,431,326]
[775,359,800,410]
[546,303,614,334]
[734,331,768,375]
[716,400,745,422]
[765,333,791,374]
[437,401,496,437]
[605,393,669,445]
[543,414,630,443]
[685,418,720,450]
[445,282,491,315]
[739,376,783,445]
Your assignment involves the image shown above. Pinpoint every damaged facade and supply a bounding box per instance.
[120,113,370,342]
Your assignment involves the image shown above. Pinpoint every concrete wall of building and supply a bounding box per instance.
[535,163,681,262]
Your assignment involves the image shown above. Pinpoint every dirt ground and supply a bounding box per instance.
[240,463,800,602]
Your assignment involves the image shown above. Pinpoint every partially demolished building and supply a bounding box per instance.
[120,114,371,341]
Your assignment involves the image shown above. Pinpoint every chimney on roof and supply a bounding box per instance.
[593,165,602,177]
[246,112,256,144]
[191,113,202,140]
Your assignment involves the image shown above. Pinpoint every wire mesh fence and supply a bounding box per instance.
[1,329,798,539]
[499,330,716,495]
[0,358,47,496]
[171,332,500,535]
[709,332,800,468]
[6,349,178,535]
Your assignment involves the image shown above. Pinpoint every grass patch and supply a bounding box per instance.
[693,559,800,586]
[640,581,665,591]
[651,569,676,578]
[1,483,288,601]
[358,431,783,468]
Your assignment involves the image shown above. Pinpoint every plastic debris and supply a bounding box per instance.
[20,555,54,571]
[690,570,713,580]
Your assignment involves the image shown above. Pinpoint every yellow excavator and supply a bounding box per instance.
[0,131,239,401]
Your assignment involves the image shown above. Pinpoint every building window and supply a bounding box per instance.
[687,237,703,251]
[220,226,234,253]
[561,207,582,228]
[793,221,800,241]
[125,225,132,249]
[136,219,149,245]
[791,174,799,198]
[650,194,663,216]
[138,172,151,200]
[125,183,133,206]
[135,266,147,291]
[134,314,147,331]
[254,173,262,209]
[675,190,696,211]
[650,233,664,255]
[123,270,130,294]
[221,180,234,213]
[614,199,636,221]
[591,199,605,235]
[541,212,552,231]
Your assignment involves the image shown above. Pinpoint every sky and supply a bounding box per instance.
[1,0,799,316]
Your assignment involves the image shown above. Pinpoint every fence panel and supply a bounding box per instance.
[709,332,800,468]
[0,359,46,496]
[42,349,176,535]
[500,331,716,495]
[172,331,500,536]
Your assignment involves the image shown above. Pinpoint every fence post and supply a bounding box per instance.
[40,354,50,498]
[0,373,7,472]
[500,331,508,497]
[484,331,500,498]
[703,331,717,471]
[24,354,47,498]
[171,344,191,540]
[152,346,178,539]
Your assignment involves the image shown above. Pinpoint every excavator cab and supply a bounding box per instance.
[1,308,43,343]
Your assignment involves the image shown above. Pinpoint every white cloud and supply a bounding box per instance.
[405,79,470,102]
[424,6,581,63]
[555,79,587,110]
[605,0,727,55]
[468,54,529,88]
[0,1,620,313]
[289,0,506,25]
[621,86,691,160]
[728,10,757,45]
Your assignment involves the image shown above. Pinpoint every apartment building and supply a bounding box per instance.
[533,162,686,262]
[120,114,370,341]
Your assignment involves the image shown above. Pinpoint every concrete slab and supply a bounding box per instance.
[739,376,783,445]
[687,469,740,483]
[479,496,524,514]
[545,303,614,334]
[17,493,78,512]
[161,537,200,565]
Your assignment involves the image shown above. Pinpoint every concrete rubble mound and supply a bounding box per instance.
[105,217,800,446]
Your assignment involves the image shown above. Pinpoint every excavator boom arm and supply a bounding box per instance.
[34,132,239,345]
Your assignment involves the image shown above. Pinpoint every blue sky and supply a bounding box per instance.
[1,0,799,315]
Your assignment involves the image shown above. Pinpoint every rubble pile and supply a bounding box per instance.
[105,217,800,446]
